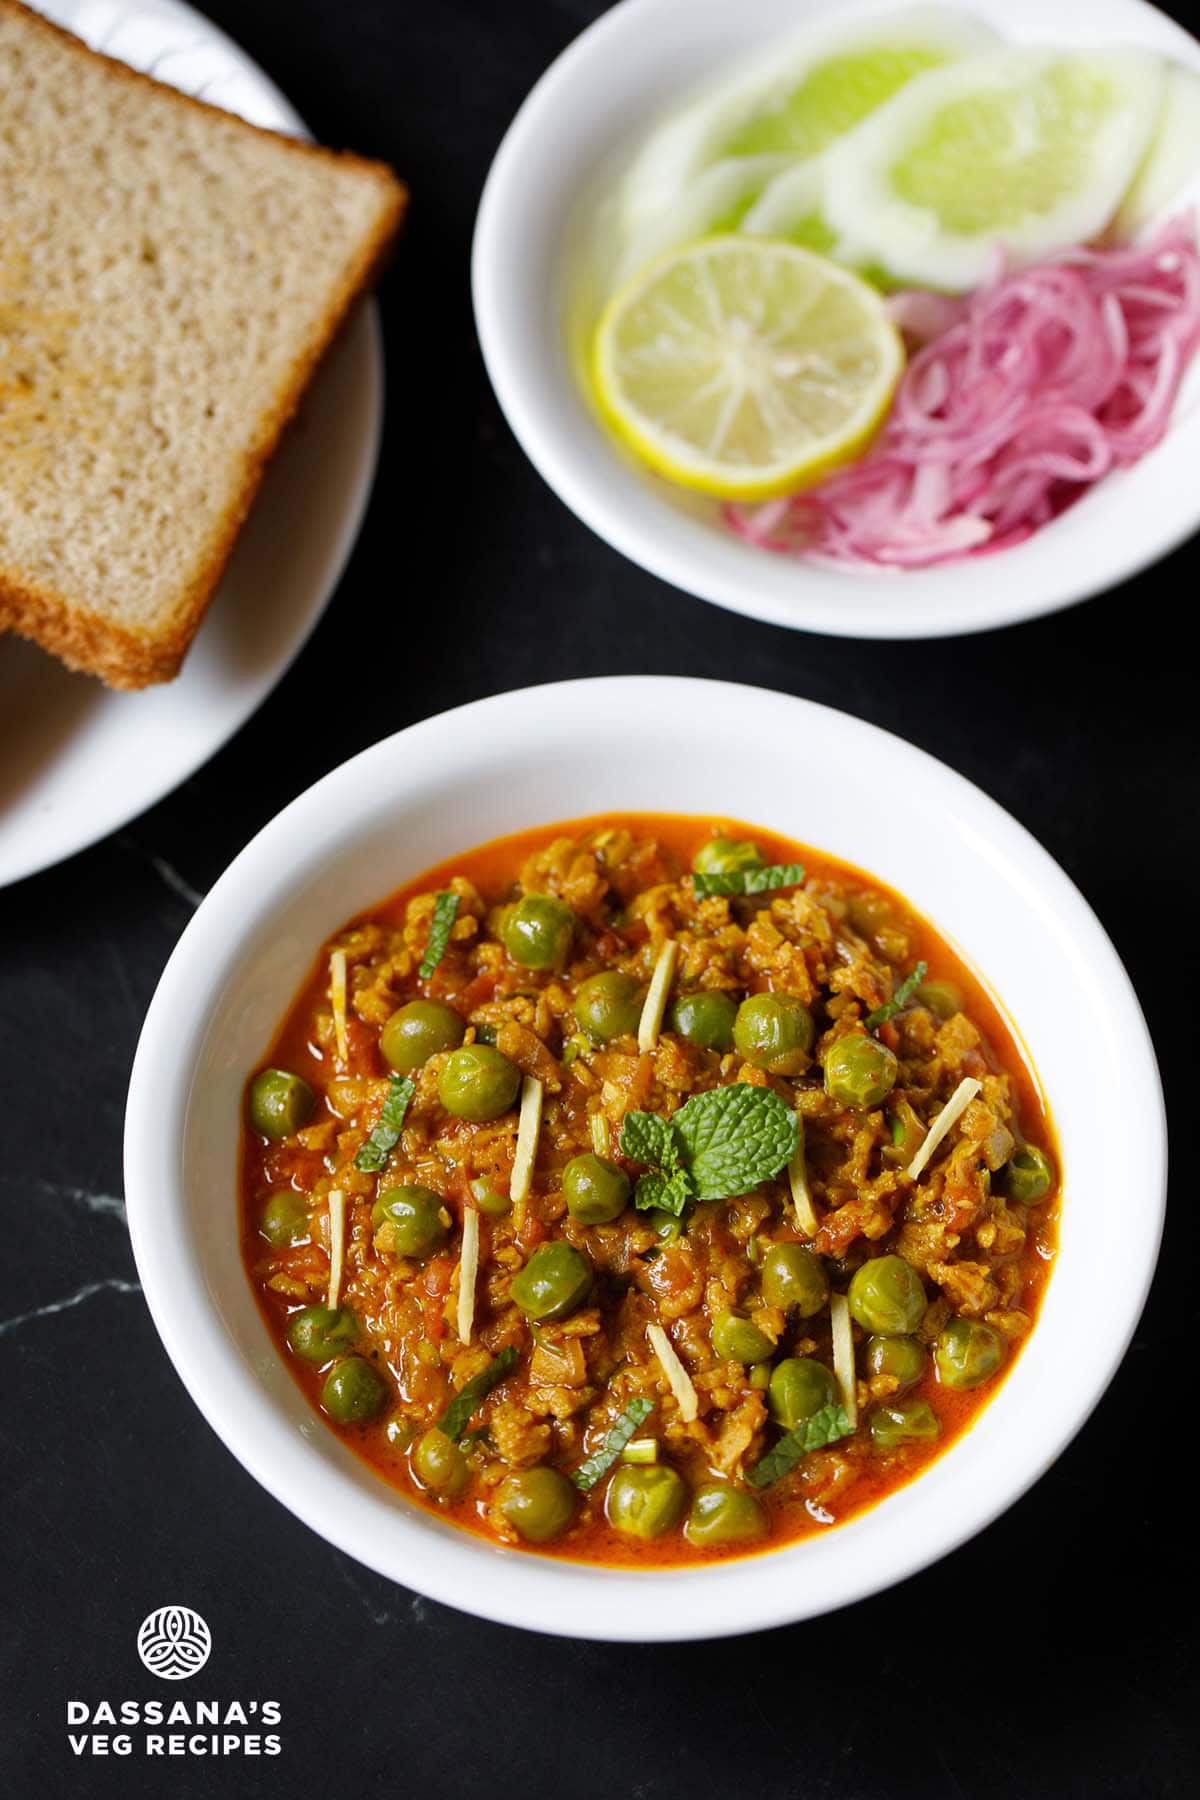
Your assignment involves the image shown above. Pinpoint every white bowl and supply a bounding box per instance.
[472,0,1200,639]
[124,677,1165,1639]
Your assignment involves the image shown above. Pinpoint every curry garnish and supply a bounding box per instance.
[419,891,459,979]
[572,1398,655,1492]
[746,1405,854,1490]
[692,860,805,900]
[353,1074,415,1172]
[623,1086,798,1212]
[865,960,928,1031]
[436,1346,519,1443]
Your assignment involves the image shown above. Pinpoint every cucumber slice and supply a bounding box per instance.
[1110,63,1200,240]
[615,5,1001,242]
[612,154,789,286]
[822,46,1166,290]
[741,159,840,255]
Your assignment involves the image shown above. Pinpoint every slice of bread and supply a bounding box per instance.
[0,0,405,687]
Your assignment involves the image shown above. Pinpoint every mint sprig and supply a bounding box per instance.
[572,1397,654,1492]
[692,861,805,900]
[620,1112,679,1170]
[746,1403,853,1489]
[436,1346,518,1442]
[622,1110,695,1217]
[355,1075,415,1172]
[864,960,928,1031]
[419,891,459,979]
[622,1084,799,1212]
[634,1167,695,1219]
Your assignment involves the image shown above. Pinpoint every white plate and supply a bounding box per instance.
[473,0,1200,640]
[0,0,384,890]
[124,676,1165,1640]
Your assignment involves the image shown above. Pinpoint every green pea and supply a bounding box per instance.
[767,1357,837,1430]
[848,1255,926,1335]
[693,836,763,876]
[496,1466,577,1543]
[438,1044,522,1121]
[502,894,576,970]
[372,1186,449,1258]
[869,1397,940,1450]
[935,1318,1006,1390]
[824,1034,899,1110]
[259,1192,308,1248]
[605,1464,688,1541]
[761,1242,829,1317]
[510,1243,593,1321]
[644,1208,684,1243]
[684,1482,768,1548]
[248,1067,316,1139]
[1004,1144,1054,1205]
[670,991,738,1051]
[916,978,962,1019]
[413,1427,470,1498]
[574,971,643,1044]
[847,892,899,939]
[322,1356,387,1423]
[380,1000,465,1073]
[733,992,815,1075]
[469,1178,511,1218]
[563,1153,630,1225]
[287,1305,357,1363]
[864,1334,926,1392]
[711,1310,775,1364]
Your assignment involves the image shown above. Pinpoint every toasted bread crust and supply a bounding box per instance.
[0,0,406,688]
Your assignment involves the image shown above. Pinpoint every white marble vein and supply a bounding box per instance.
[118,832,206,909]
[0,1277,141,1338]
[145,851,205,910]
[36,1180,127,1221]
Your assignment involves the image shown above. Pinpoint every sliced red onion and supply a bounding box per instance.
[727,216,1200,571]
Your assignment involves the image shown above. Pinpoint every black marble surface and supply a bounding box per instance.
[3,2,1197,1793]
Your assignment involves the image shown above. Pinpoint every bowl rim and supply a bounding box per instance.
[123,675,1167,1639]
[471,0,1200,641]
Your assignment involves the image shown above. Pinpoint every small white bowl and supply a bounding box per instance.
[472,0,1200,638]
[124,677,1165,1639]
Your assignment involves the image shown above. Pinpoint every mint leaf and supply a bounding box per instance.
[419,891,459,979]
[865,960,928,1031]
[673,1085,798,1201]
[693,861,805,900]
[633,1168,694,1217]
[355,1075,415,1172]
[624,1112,695,1220]
[624,1089,797,1207]
[746,1403,853,1489]
[572,1397,654,1492]
[620,1111,680,1169]
[436,1346,518,1442]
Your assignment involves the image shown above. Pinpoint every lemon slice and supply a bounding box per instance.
[593,238,903,500]
[823,47,1165,291]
